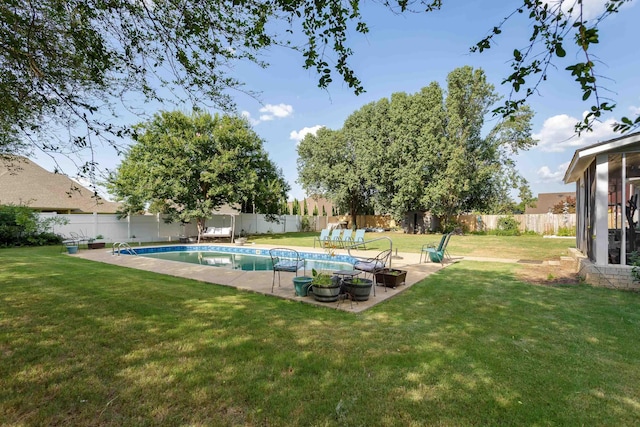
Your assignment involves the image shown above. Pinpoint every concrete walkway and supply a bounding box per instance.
[73,243,453,313]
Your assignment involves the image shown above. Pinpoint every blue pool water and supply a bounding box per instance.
[128,245,356,272]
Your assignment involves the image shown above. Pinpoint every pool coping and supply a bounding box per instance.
[72,243,452,313]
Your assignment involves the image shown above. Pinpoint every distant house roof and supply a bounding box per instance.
[0,156,121,213]
[525,192,576,214]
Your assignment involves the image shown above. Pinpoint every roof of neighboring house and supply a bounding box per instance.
[0,156,121,213]
[564,131,640,183]
[525,192,576,214]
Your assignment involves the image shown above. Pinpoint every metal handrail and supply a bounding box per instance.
[345,236,393,268]
[112,242,137,256]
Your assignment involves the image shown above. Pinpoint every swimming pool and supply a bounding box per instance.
[126,245,357,272]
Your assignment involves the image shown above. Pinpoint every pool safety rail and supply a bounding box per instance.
[112,242,137,256]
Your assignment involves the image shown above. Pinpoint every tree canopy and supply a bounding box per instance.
[107,111,288,239]
[297,66,536,230]
[1,0,634,172]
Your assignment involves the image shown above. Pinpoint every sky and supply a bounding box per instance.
[32,0,640,203]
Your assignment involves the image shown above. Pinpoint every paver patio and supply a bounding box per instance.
[73,243,452,312]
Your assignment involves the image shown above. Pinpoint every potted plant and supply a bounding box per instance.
[342,276,374,301]
[309,269,341,302]
[374,268,408,288]
[87,234,106,249]
[292,276,313,297]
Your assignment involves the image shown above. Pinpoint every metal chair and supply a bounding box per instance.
[313,229,330,248]
[339,229,353,248]
[352,229,366,249]
[420,232,453,265]
[353,249,392,296]
[269,248,305,292]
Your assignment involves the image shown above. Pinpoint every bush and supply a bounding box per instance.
[556,226,576,237]
[494,216,521,236]
[0,204,65,247]
[300,215,313,232]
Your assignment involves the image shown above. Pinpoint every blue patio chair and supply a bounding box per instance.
[269,248,305,292]
[313,229,330,248]
[339,229,353,248]
[329,228,342,247]
[353,229,366,249]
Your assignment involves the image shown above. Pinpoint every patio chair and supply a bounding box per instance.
[329,228,342,247]
[313,229,330,248]
[420,232,453,265]
[353,249,392,296]
[269,248,306,292]
[70,231,90,246]
[339,229,353,248]
[352,229,366,249]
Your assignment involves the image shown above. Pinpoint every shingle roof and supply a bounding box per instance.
[0,156,121,213]
[525,192,576,214]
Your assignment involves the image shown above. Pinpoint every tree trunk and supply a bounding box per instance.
[196,217,206,244]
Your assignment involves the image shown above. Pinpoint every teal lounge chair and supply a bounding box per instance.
[420,232,453,265]
[313,229,330,248]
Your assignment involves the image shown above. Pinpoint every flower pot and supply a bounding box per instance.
[88,242,105,249]
[310,283,341,302]
[374,269,407,288]
[66,245,79,254]
[293,276,313,297]
[342,277,374,301]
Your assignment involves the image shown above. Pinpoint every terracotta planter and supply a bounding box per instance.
[374,269,407,288]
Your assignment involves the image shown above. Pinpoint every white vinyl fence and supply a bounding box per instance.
[38,213,303,243]
[38,212,580,243]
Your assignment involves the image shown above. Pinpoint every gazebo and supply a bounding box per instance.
[564,131,640,289]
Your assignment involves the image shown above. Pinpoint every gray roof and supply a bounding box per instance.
[0,156,121,213]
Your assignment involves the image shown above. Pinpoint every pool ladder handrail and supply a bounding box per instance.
[112,242,137,256]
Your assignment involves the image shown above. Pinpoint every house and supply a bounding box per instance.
[525,192,576,214]
[0,156,121,213]
[563,131,640,289]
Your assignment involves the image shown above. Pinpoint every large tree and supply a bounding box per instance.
[107,111,288,240]
[297,127,375,227]
[299,66,536,230]
[1,0,634,172]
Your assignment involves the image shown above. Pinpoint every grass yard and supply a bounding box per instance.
[1,239,639,426]
[249,231,575,260]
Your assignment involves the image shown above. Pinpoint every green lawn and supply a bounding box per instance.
[1,241,639,426]
[249,231,575,260]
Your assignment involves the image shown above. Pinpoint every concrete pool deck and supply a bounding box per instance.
[72,243,454,313]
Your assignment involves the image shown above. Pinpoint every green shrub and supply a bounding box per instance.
[557,226,576,236]
[0,204,64,247]
[494,216,521,236]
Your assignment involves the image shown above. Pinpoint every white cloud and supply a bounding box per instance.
[289,125,324,142]
[259,103,293,120]
[241,110,260,126]
[533,113,618,153]
[242,103,294,126]
[537,161,571,184]
[543,0,608,20]
[630,105,640,115]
